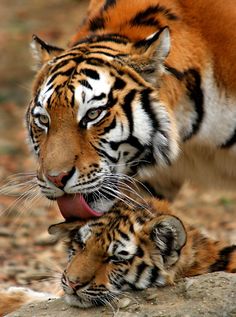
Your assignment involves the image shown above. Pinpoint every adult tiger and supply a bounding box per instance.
[27,0,236,217]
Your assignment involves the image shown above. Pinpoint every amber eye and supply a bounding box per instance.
[38,114,49,125]
[86,108,102,121]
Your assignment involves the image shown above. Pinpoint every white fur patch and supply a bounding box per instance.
[79,224,92,243]
[75,70,111,124]
[108,235,137,260]
[133,102,153,145]
[152,102,179,164]
[38,78,54,106]
[198,66,236,146]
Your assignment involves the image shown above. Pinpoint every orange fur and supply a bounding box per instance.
[1,199,235,313]
[49,198,236,307]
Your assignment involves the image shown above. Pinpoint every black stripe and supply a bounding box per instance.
[122,89,137,134]
[183,69,204,141]
[113,77,126,90]
[89,93,106,102]
[125,282,139,291]
[102,117,117,135]
[91,143,118,163]
[131,17,160,28]
[149,267,160,285]
[79,80,93,90]
[162,66,204,141]
[221,129,236,148]
[89,17,105,32]
[117,228,130,241]
[81,68,100,80]
[136,216,146,225]
[165,64,185,80]
[140,88,157,129]
[47,68,76,86]
[134,262,148,284]
[84,50,128,59]
[75,33,129,46]
[209,245,236,272]
[131,5,178,28]
[48,59,69,73]
[86,57,145,86]
[89,44,117,51]
[136,246,144,257]
[104,0,116,10]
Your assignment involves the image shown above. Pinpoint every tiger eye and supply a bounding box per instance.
[39,114,49,125]
[87,108,102,121]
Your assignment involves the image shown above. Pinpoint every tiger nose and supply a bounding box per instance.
[67,278,85,291]
[46,168,75,188]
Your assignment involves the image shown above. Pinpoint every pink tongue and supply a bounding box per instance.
[57,194,103,219]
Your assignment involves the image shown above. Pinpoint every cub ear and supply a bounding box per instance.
[149,215,187,263]
[31,35,64,69]
[48,220,85,239]
[130,27,171,83]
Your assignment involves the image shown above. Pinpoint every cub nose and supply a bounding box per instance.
[46,168,75,188]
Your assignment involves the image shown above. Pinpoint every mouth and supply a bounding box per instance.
[56,190,115,220]
[57,194,103,219]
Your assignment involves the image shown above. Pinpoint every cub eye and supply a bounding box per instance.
[38,114,49,125]
[68,247,76,260]
[86,108,103,121]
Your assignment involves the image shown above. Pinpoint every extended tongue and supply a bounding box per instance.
[57,194,103,219]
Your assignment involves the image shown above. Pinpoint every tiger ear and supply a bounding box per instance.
[149,215,186,264]
[48,220,86,239]
[31,35,64,69]
[131,27,171,83]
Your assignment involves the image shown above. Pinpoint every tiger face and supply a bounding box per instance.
[49,203,186,307]
[26,29,179,217]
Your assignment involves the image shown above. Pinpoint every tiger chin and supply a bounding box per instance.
[2,198,235,315]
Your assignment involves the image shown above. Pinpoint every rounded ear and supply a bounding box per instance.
[48,220,85,239]
[134,27,170,60]
[149,215,187,259]
[31,35,64,69]
[129,27,171,83]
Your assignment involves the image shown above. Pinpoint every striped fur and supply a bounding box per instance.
[26,0,236,208]
[1,198,235,314]
[48,198,236,307]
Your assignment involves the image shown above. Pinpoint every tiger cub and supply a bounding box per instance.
[1,198,235,314]
[49,198,236,308]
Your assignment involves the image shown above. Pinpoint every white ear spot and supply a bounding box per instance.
[79,224,92,243]
[157,27,171,61]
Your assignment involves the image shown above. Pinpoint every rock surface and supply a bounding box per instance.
[7,272,236,317]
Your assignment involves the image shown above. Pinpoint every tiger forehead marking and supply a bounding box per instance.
[74,69,113,122]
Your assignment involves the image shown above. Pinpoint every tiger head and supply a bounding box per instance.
[49,202,186,307]
[26,28,179,218]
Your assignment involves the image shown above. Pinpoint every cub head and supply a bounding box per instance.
[26,28,178,217]
[49,208,186,307]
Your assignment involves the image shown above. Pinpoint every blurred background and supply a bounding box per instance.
[0,0,235,294]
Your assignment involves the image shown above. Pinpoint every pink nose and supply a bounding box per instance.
[68,279,79,290]
[46,172,70,187]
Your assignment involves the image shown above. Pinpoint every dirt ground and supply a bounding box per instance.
[0,0,236,312]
